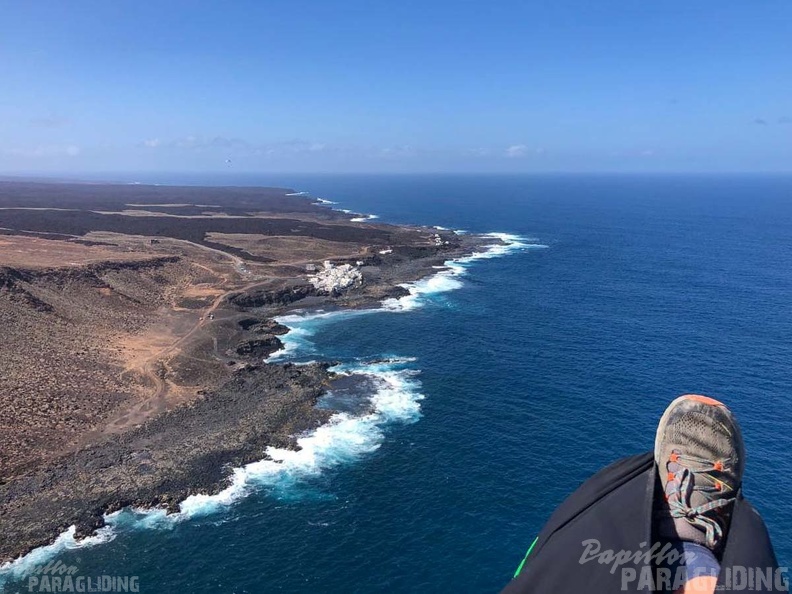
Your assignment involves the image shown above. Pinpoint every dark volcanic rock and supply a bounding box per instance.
[0,181,495,564]
[381,285,411,299]
[238,317,262,331]
[0,267,54,312]
[229,284,316,309]
[235,336,283,358]
[0,362,333,563]
[238,317,290,335]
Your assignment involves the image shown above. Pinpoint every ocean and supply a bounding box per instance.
[2,174,791,593]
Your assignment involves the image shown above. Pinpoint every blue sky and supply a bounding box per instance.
[1,1,790,174]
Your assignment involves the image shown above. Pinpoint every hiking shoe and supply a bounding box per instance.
[653,394,745,551]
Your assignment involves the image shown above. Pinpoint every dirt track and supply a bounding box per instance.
[0,180,490,563]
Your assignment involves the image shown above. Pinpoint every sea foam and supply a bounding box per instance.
[382,232,547,312]
[0,526,115,585]
[350,213,379,222]
[110,358,422,524]
[0,227,541,581]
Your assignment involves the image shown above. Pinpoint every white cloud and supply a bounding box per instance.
[253,140,335,157]
[160,135,327,156]
[505,144,528,158]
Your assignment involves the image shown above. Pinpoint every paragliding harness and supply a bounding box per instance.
[502,453,787,593]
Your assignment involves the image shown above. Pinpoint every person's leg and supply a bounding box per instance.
[679,576,717,594]
[658,540,720,593]
[653,394,745,594]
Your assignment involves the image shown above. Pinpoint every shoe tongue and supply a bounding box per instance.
[653,481,711,550]
[673,462,717,510]
[667,460,684,474]
[665,461,693,502]
[656,460,733,554]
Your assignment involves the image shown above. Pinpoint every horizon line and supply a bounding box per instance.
[2,170,792,182]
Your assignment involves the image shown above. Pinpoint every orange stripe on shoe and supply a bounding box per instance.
[681,394,724,407]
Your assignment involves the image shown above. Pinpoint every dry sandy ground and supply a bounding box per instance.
[0,235,160,268]
[0,181,481,562]
[0,183,452,480]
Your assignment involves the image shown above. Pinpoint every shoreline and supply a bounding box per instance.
[0,187,535,574]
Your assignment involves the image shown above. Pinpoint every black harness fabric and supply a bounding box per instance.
[501,453,787,594]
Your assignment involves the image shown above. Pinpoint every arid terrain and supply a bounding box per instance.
[0,180,489,561]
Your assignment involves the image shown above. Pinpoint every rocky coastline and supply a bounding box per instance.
[0,198,492,564]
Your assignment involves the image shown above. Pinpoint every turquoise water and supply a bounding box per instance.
[2,174,791,593]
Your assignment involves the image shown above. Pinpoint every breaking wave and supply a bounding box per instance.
[271,232,546,354]
[350,214,379,222]
[0,526,115,585]
[0,227,541,582]
[107,357,423,524]
[0,358,425,584]
[383,232,547,312]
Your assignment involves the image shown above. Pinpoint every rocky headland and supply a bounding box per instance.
[0,180,492,562]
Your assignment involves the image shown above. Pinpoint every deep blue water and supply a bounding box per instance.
[2,174,791,593]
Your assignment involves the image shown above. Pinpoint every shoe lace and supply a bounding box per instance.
[666,452,734,549]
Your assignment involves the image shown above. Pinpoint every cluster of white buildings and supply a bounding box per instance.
[308,261,363,294]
